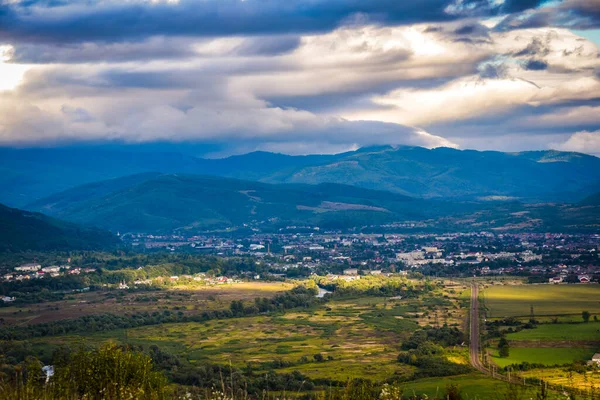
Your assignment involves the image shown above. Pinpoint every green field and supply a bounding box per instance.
[507,322,600,341]
[490,348,596,368]
[32,296,437,382]
[482,284,600,318]
[401,374,504,400]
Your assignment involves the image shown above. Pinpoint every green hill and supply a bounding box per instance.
[2,146,600,207]
[26,173,600,234]
[0,204,120,252]
[27,174,432,233]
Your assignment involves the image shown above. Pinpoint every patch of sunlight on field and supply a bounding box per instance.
[521,368,600,391]
[482,284,600,317]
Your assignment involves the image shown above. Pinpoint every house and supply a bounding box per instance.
[343,268,358,276]
[578,275,591,283]
[369,270,382,275]
[588,353,600,366]
[549,276,563,284]
[15,263,41,272]
[1,296,15,303]
[42,266,61,273]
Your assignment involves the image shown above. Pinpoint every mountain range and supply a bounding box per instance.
[2,145,600,207]
[25,173,600,234]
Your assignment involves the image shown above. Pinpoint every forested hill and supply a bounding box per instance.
[26,173,429,233]
[0,203,120,252]
[2,145,599,207]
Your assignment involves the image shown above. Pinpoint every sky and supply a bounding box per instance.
[0,0,599,156]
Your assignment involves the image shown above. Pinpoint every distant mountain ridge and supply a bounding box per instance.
[2,145,599,207]
[27,173,600,234]
[0,203,119,252]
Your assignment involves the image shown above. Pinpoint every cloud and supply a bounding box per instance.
[0,4,599,155]
[0,0,465,44]
[554,130,600,155]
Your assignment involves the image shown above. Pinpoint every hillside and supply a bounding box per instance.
[580,192,600,206]
[2,146,600,207]
[26,174,436,233]
[0,204,120,252]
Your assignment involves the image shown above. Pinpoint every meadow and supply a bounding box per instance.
[482,282,600,396]
[481,284,600,318]
[489,348,596,368]
[507,321,600,341]
[0,281,293,326]
[29,285,470,383]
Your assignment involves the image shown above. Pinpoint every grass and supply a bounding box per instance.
[0,281,293,327]
[401,374,516,400]
[482,284,600,318]
[507,322,600,341]
[521,368,600,391]
[490,348,596,367]
[30,288,470,383]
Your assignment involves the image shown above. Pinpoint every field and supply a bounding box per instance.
[489,348,596,368]
[401,373,568,400]
[507,322,600,341]
[521,368,600,392]
[482,284,600,318]
[29,285,471,383]
[482,283,600,393]
[0,281,293,326]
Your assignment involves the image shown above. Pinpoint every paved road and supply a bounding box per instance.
[469,284,489,374]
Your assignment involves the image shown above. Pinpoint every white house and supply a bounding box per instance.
[343,268,358,276]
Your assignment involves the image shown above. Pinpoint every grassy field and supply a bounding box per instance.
[482,284,600,318]
[400,373,569,400]
[0,281,293,326]
[30,286,469,383]
[507,322,600,341]
[521,368,600,391]
[490,348,596,367]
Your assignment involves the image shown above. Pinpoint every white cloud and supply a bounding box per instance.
[553,130,600,155]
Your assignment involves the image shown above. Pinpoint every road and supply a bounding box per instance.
[469,284,489,374]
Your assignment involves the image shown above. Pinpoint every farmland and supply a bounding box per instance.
[481,284,600,318]
[481,283,600,396]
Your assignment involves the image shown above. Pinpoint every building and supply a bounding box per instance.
[588,353,600,366]
[343,268,358,276]
[42,266,61,273]
[15,263,41,272]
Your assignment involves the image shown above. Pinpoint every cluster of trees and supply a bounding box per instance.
[397,327,471,379]
[314,275,434,298]
[0,285,319,340]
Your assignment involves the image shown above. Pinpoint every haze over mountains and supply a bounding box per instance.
[2,145,600,208]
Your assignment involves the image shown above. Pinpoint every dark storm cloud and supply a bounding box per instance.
[0,0,461,45]
[0,0,556,46]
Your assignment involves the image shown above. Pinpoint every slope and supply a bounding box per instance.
[0,204,120,252]
[27,174,425,233]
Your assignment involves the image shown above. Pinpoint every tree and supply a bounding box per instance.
[498,336,510,358]
[582,311,591,323]
[445,383,463,400]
